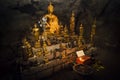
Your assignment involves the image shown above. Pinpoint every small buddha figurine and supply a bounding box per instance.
[78,24,84,47]
[79,24,84,39]
[70,11,75,34]
[32,23,40,41]
[59,23,64,35]
[78,36,83,46]
[42,31,46,40]
[22,38,33,58]
[64,25,68,36]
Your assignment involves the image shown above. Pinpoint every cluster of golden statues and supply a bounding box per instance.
[36,2,76,36]
[21,2,96,62]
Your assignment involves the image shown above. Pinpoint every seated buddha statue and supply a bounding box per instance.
[44,2,59,34]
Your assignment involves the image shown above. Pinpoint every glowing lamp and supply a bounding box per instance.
[76,56,91,64]
[76,50,91,64]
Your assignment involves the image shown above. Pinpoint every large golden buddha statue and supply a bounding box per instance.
[44,2,59,34]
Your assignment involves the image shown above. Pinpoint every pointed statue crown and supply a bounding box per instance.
[48,2,54,13]
[80,24,83,27]
[72,11,75,16]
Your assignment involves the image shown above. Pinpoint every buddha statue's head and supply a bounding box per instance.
[34,23,37,28]
[72,11,75,17]
[48,2,54,14]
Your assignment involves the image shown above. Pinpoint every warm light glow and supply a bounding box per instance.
[33,55,37,58]
[79,57,85,62]
[76,56,91,64]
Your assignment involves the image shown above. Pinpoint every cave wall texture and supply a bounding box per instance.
[0,0,120,79]
[0,0,119,45]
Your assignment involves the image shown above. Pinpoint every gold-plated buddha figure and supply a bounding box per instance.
[70,11,75,34]
[44,2,59,34]
[64,25,69,36]
[22,38,33,57]
[42,29,48,40]
[59,23,64,35]
[32,23,40,41]
[43,40,48,54]
[79,24,84,38]
[78,24,84,47]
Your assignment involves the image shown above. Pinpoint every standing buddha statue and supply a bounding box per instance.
[32,23,40,41]
[79,24,84,39]
[22,38,33,58]
[78,24,84,46]
[70,11,75,34]
[64,25,68,36]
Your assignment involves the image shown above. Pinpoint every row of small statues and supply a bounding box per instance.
[21,37,76,63]
[21,20,96,58]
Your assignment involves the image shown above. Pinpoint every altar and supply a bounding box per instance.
[18,2,97,80]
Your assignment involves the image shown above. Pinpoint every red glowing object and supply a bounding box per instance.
[76,56,91,64]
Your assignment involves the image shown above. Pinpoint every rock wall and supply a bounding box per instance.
[0,0,120,79]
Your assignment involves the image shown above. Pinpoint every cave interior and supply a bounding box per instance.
[0,0,120,80]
